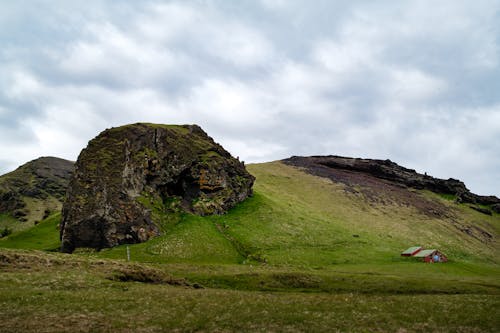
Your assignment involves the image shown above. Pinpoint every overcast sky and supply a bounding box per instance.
[1,0,499,196]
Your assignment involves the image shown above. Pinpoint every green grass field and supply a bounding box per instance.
[0,213,61,251]
[0,161,499,332]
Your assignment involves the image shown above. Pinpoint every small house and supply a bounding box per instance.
[401,246,448,263]
[401,246,422,257]
[412,249,448,263]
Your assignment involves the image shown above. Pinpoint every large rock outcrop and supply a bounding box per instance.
[60,123,254,253]
[0,157,74,223]
[283,155,500,207]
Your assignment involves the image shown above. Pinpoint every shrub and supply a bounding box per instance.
[0,227,13,238]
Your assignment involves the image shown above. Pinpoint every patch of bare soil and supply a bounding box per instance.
[283,157,499,244]
[284,158,452,218]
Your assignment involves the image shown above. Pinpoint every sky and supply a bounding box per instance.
[0,0,499,196]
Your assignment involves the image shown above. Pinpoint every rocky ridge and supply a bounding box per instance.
[60,123,254,253]
[283,155,500,213]
[0,157,74,223]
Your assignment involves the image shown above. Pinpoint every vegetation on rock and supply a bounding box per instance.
[60,123,254,253]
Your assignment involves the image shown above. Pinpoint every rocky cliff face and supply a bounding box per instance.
[0,157,74,223]
[60,123,254,253]
[283,155,500,207]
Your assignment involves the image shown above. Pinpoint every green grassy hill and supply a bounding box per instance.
[0,213,61,251]
[83,161,499,266]
[1,161,499,332]
[6,161,497,266]
[0,156,73,232]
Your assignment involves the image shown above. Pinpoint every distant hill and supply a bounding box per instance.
[283,155,500,212]
[0,157,74,231]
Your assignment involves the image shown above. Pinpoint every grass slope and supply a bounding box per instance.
[89,162,499,267]
[0,161,499,332]
[3,161,498,266]
[0,213,61,251]
[1,162,499,275]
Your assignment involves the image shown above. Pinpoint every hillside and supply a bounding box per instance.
[284,155,500,208]
[0,157,74,233]
[1,159,499,332]
[76,160,496,266]
[3,160,498,265]
[0,159,499,332]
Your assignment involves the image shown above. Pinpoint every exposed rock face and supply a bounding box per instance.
[469,206,493,216]
[0,157,74,222]
[60,123,254,253]
[283,155,500,207]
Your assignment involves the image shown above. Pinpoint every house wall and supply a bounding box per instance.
[423,251,448,263]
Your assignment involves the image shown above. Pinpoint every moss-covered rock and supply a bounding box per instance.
[60,123,254,253]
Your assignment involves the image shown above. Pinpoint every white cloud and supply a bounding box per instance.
[221,139,287,164]
[135,3,199,43]
[207,24,275,67]
[58,22,178,84]
[134,2,276,68]
[0,0,499,196]
[5,70,43,99]
[313,39,378,73]
[28,103,102,160]
[183,78,277,133]
[259,0,287,11]
[385,68,447,102]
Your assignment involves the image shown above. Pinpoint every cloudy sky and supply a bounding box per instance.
[1,0,499,196]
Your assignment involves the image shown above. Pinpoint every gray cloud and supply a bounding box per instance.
[0,0,499,196]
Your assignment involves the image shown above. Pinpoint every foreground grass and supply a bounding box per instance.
[1,249,499,333]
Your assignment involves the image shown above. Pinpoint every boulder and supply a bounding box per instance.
[60,123,254,253]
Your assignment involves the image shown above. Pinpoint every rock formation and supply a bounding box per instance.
[0,157,74,223]
[283,155,500,207]
[60,123,254,253]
